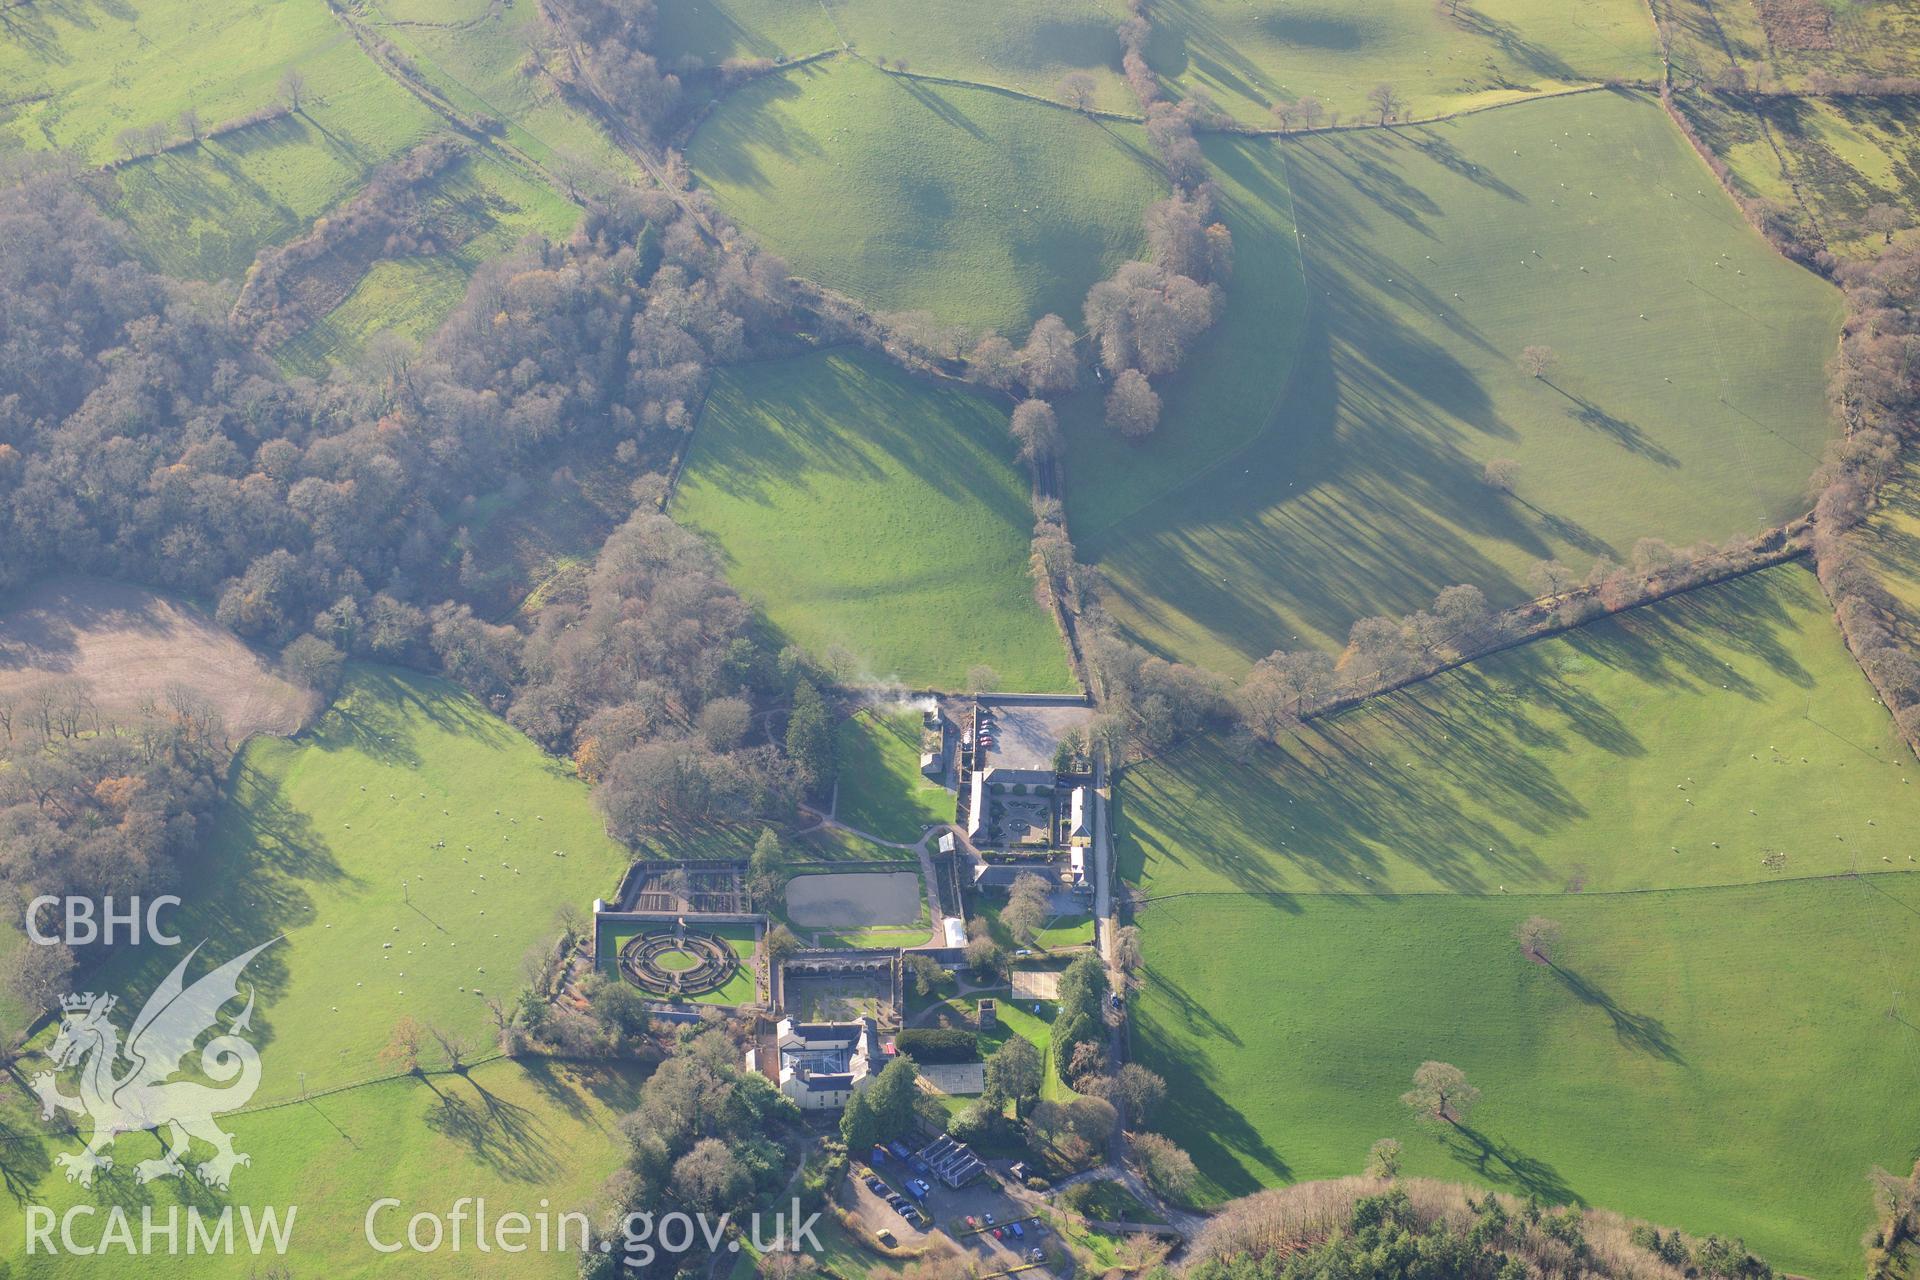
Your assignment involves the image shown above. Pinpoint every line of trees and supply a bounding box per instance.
[1809,242,1920,750]
[230,136,467,347]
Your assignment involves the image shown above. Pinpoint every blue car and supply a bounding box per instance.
[888,1141,913,1160]
[1010,1222,1025,1240]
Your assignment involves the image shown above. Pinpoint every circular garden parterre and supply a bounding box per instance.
[618,929,740,997]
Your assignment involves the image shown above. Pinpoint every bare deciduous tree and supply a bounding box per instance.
[1104,367,1161,437]
[1367,83,1402,124]
[1515,915,1562,965]
[1019,314,1082,394]
[1059,71,1098,112]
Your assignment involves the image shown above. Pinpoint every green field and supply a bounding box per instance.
[36,666,632,1091]
[0,1057,644,1278]
[1119,565,1920,898]
[1070,91,1843,669]
[673,350,1076,692]
[1680,91,1920,255]
[685,55,1163,336]
[822,0,1134,113]
[0,0,450,280]
[1143,0,1661,126]
[364,0,641,190]
[656,0,1132,113]
[275,148,580,373]
[650,0,841,68]
[1132,881,1919,1278]
[834,705,955,842]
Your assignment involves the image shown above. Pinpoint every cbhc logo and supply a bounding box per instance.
[25,896,182,946]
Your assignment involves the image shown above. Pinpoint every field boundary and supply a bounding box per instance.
[1132,868,1919,907]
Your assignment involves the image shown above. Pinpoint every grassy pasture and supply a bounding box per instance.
[0,1057,644,1278]
[673,350,1075,693]
[821,0,1134,113]
[1118,564,1920,898]
[36,665,631,1095]
[685,55,1163,336]
[834,706,955,842]
[1143,0,1660,126]
[1861,456,1920,621]
[649,0,840,67]
[0,0,374,164]
[1071,91,1842,669]
[0,0,446,280]
[275,146,579,374]
[1662,0,1920,90]
[366,0,642,189]
[1132,879,1920,1278]
[653,0,1132,112]
[1679,90,1920,255]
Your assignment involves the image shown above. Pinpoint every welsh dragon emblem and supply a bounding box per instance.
[30,939,276,1190]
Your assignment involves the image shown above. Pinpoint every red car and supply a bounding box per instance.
[992,1228,1004,1240]
[964,1216,979,1230]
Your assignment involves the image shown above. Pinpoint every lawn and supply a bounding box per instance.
[596,921,759,1006]
[1131,879,1920,1278]
[1118,564,1920,898]
[31,665,632,1098]
[1071,91,1843,669]
[1142,0,1661,126]
[982,901,1096,952]
[0,1056,646,1278]
[834,705,955,842]
[685,55,1164,336]
[673,350,1076,693]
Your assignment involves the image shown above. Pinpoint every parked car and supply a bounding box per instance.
[964,1216,979,1230]
[871,1147,888,1164]
[902,1207,925,1226]
[888,1141,913,1160]
[876,1230,897,1247]
[984,1213,995,1226]
[865,1176,886,1193]
[1028,1249,1045,1263]
[1010,1222,1025,1239]
[992,1228,1004,1240]
[910,1157,930,1175]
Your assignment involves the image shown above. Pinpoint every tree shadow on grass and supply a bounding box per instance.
[1437,1122,1582,1205]
[1547,962,1684,1063]
[424,1072,561,1183]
